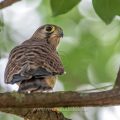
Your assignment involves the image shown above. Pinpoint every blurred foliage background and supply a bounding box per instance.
[1,0,120,120]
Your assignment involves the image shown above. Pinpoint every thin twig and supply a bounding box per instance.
[0,0,20,9]
[114,68,120,89]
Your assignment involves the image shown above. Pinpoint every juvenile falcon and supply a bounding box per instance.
[4,24,64,92]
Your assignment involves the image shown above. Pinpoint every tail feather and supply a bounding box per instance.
[18,77,52,93]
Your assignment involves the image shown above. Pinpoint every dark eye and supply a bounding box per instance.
[45,26,55,33]
[46,26,52,31]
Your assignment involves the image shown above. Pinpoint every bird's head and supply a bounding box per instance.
[32,24,63,48]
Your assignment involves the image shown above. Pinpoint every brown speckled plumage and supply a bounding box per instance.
[4,24,64,92]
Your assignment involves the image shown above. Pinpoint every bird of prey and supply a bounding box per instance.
[4,24,64,93]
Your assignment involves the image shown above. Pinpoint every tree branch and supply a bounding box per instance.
[1,88,120,120]
[0,88,120,108]
[0,0,20,9]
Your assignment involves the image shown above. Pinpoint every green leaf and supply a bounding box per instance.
[92,0,120,24]
[50,0,80,16]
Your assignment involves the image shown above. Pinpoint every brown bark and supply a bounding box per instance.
[0,0,20,9]
[0,88,120,108]
[1,88,120,120]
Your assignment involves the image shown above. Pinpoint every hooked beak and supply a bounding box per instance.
[51,28,64,38]
[58,28,64,38]
[60,31,64,38]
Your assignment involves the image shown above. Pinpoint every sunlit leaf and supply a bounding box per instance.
[92,0,120,24]
[50,0,81,16]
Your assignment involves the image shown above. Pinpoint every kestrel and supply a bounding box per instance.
[4,24,64,92]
